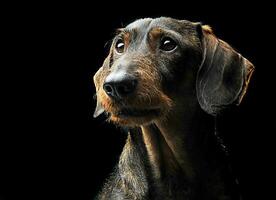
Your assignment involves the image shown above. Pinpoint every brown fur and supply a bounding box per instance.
[202,25,213,34]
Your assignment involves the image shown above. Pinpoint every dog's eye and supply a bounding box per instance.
[160,37,177,51]
[115,39,125,54]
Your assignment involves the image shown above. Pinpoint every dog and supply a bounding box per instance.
[93,17,254,199]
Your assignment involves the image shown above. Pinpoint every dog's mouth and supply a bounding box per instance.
[96,89,173,126]
[107,107,162,126]
[114,108,161,118]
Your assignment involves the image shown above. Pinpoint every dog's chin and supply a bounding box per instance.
[108,108,162,127]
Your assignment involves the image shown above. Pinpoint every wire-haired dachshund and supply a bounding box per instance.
[93,17,254,200]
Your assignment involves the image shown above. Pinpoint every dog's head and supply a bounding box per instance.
[93,17,254,126]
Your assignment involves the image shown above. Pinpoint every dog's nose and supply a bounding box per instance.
[103,74,137,99]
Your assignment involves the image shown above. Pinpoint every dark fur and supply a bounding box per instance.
[93,17,254,199]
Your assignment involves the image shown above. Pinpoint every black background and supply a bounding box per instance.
[1,1,275,200]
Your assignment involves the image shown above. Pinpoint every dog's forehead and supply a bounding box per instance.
[125,17,193,34]
[125,18,153,30]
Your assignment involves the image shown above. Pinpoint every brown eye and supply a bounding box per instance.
[115,39,125,53]
[160,37,177,51]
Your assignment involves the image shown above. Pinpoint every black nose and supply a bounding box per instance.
[103,75,137,99]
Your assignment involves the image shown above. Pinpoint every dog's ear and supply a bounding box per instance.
[93,53,112,118]
[195,24,254,116]
[93,66,105,118]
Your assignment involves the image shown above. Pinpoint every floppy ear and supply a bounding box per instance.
[93,53,112,118]
[93,66,105,118]
[196,25,254,116]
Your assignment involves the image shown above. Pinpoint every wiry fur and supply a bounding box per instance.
[93,17,254,199]
[95,54,173,126]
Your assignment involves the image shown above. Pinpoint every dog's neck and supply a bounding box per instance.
[115,98,237,198]
[141,98,215,182]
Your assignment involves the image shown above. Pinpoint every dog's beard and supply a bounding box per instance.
[97,87,173,127]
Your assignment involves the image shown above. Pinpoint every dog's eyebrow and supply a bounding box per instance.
[115,28,126,35]
[149,27,182,38]
[115,28,136,36]
[152,27,181,36]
